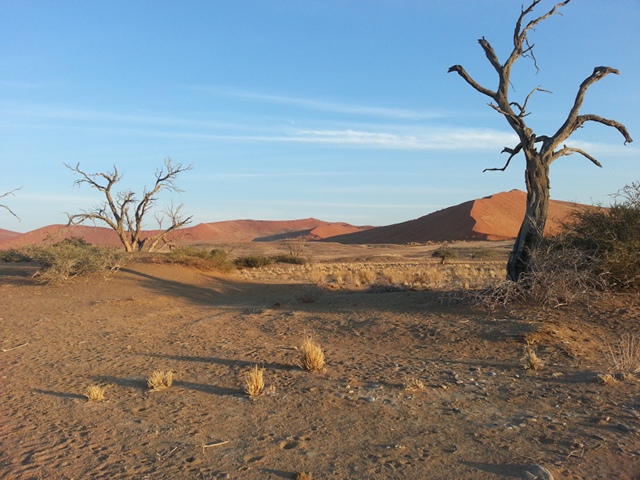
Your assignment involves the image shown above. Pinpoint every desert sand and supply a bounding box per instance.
[1,242,639,479]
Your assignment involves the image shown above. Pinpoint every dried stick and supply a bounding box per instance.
[2,342,30,352]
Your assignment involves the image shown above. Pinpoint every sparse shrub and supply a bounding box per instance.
[0,248,34,262]
[234,255,274,268]
[85,384,106,402]
[296,285,323,303]
[281,237,308,258]
[300,338,325,372]
[432,245,458,264]
[147,370,174,390]
[557,181,640,290]
[522,346,544,371]
[605,334,640,374]
[470,247,494,261]
[272,254,308,265]
[157,246,235,272]
[244,365,265,398]
[596,373,618,385]
[8,242,125,283]
[404,377,426,391]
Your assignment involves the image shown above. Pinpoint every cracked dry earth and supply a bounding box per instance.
[1,257,640,479]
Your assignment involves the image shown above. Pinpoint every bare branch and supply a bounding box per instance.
[484,144,523,172]
[478,37,502,74]
[447,65,496,99]
[554,145,603,167]
[575,114,633,145]
[549,66,629,149]
[0,188,21,220]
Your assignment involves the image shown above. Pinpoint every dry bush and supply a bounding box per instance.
[244,365,265,398]
[296,285,323,304]
[605,334,640,374]
[153,246,235,272]
[85,384,106,402]
[147,370,174,390]
[560,181,640,290]
[463,242,609,310]
[300,338,326,372]
[357,268,376,285]
[12,240,125,284]
[522,346,544,371]
[404,377,426,391]
[596,373,618,385]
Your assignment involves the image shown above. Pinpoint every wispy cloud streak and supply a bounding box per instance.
[192,86,444,120]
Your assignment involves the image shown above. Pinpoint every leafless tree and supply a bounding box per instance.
[448,0,632,281]
[0,188,20,220]
[65,159,193,252]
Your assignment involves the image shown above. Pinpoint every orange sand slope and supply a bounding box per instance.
[327,190,585,244]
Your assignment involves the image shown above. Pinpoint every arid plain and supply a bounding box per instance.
[2,238,639,479]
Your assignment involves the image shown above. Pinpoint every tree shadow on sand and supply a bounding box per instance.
[142,352,294,372]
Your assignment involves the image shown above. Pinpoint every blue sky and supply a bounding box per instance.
[1,0,638,233]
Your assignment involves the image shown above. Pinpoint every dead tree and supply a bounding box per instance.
[448,0,632,281]
[65,159,193,252]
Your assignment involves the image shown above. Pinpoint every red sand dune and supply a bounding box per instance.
[327,190,585,244]
[0,190,590,249]
[0,228,20,244]
[0,219,368,249]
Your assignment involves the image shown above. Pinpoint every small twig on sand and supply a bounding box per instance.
[199,440,229,453]
[2,342,29,352]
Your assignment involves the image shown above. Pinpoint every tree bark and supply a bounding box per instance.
[507,155,550,281]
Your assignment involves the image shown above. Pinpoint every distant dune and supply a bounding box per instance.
[0,219,369,249]
[0,190,589,249]
[0,228,20,244]
[327,190,584,244]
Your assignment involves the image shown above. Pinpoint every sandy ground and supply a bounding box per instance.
[1,243,640,479]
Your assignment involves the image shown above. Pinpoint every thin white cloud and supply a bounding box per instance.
[191,86,444,120]
[283,127,519,150]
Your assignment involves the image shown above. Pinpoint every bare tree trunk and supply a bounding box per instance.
[507,156,550,281]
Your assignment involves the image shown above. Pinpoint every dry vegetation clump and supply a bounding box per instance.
[300,338,326,372]
[84,384,106,402]
[147,370,174,390]
[404,377,426,391]
[244,365,265,398]
[295,473,312,480]
[462,244,609,310]
[306,261,502,292]
[596,373,618,385]
[605,334,640,375]
[1,238,125,284]
[522,346,544,371]
[153,246,235,272]
[296,285,323,304]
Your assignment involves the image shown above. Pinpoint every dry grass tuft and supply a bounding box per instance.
[522,346,544,371]
[404,377,426,391]
[147,370,174,390]
[244,365,265,398]
[596,373,618,385]
[84,384,106,402]
[606,334,640,374]
[296,473,312,480]
[300,338,326,372]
